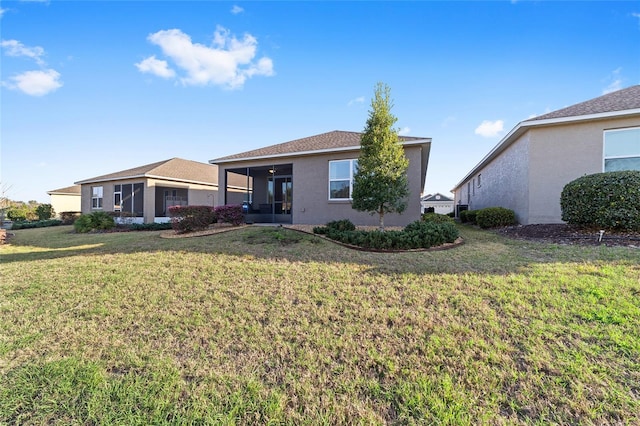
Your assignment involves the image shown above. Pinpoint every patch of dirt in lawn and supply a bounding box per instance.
[494,223,640,247]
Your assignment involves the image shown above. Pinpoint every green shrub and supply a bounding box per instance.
[214,205,244,226]
[11,219,62,230]
[128,222,173,231]
[561,171,640,230]
[475,207,517,229]
[169,205,216,233]
[460,209,478,225]
[73,211,115,233]
[35,204,55,220]
[313,219,458,250]
[421,212,455,224]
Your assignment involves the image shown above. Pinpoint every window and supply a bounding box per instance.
[329,159,358,200]
[114,185,122,211]
[604,127,640,172]
[477,174,482,187]
[116,183,144,216]
[92,186,103,209]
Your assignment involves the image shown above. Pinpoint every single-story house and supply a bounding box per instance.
[452,85,640,225]
[210,130,431,226]
[47,185,81,217]
[74,158,226,224]
[420,193,454,215]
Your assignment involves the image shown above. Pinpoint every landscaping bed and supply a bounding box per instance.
[495,223,640,247]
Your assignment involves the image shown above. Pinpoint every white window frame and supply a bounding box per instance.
[92,186,103,209]
[114,185,122,212]
[603,127,640,172]
[328,159,358,200]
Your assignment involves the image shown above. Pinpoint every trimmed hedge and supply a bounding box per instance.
[561,171,640,230]
[459,209,478,225]
[421,212,455,224]
[475,207,517,229]
[215,205,244,226]
[128,222,173,231]
[11,219,62,230]
[169,206,216,233]
[74,211,115,233]
[313,219,458,250]
[169,204,245,233]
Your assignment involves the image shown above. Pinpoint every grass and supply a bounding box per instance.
[1,224,639,425]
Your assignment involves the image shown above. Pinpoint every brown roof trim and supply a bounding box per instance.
[210,130,429,164]
[47,185,81,195]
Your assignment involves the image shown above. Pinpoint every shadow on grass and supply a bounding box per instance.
[2,225,638,276]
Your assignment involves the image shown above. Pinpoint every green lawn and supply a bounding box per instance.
[1,225,639,425]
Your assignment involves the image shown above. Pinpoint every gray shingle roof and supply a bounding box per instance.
[75,158,217,185]
[47,185,81,195]
[211,130,428,163]
[526,85,640,121]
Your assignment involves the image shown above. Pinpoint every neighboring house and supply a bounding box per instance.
[452,85,640,225]
[47,185,81,217]
[420,193,454,215]
[210,130,431,226]
[74,158,223,224]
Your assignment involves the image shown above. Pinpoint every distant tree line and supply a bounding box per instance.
[1,200,55,222]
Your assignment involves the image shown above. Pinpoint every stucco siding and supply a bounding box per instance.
[527,116,640,224]
[50,194,81,217]
[218,145,425,226]
[455,132,531,223]
[81,178,218,223]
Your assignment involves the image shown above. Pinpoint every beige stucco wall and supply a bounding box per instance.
[527,116,640,224]
[218,145,426,227]
[454,115,640,225]
[49,194,81,217]
[80,178,218,223]
[455,132,531,223]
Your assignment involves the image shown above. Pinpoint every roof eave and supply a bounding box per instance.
[210,138,432,165]
[75,174,218,187]
[451,108,640,192]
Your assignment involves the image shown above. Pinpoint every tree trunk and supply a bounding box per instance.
[378,205,385,231]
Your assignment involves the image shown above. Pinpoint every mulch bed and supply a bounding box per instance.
[494,223,640,247]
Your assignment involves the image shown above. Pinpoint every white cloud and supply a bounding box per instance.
[0,7,6,18]
[632,12,640,26]
[602,68,623,95]
[4,69,62,96]
[347,96,365,106]
[141,26,274,89]
[398,127,411,136]
[474,120,504,138]
[1,39,45,65]
[231,5,244,15]
[135,55,176,78]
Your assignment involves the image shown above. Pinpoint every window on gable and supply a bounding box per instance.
[329,159,358,200]
[92,186,103,209]
[604,127,640,172]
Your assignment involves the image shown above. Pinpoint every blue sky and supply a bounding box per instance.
[1,0,639,203]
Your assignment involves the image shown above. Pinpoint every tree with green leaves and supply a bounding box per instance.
[352,82,409,230]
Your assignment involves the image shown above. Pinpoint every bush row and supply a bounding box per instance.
[313,219,458,250]
[11,219,63,230]
[169,205,244,233]
[460,207,516,228]
[561,171,640,231]
[421,212,455,224]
